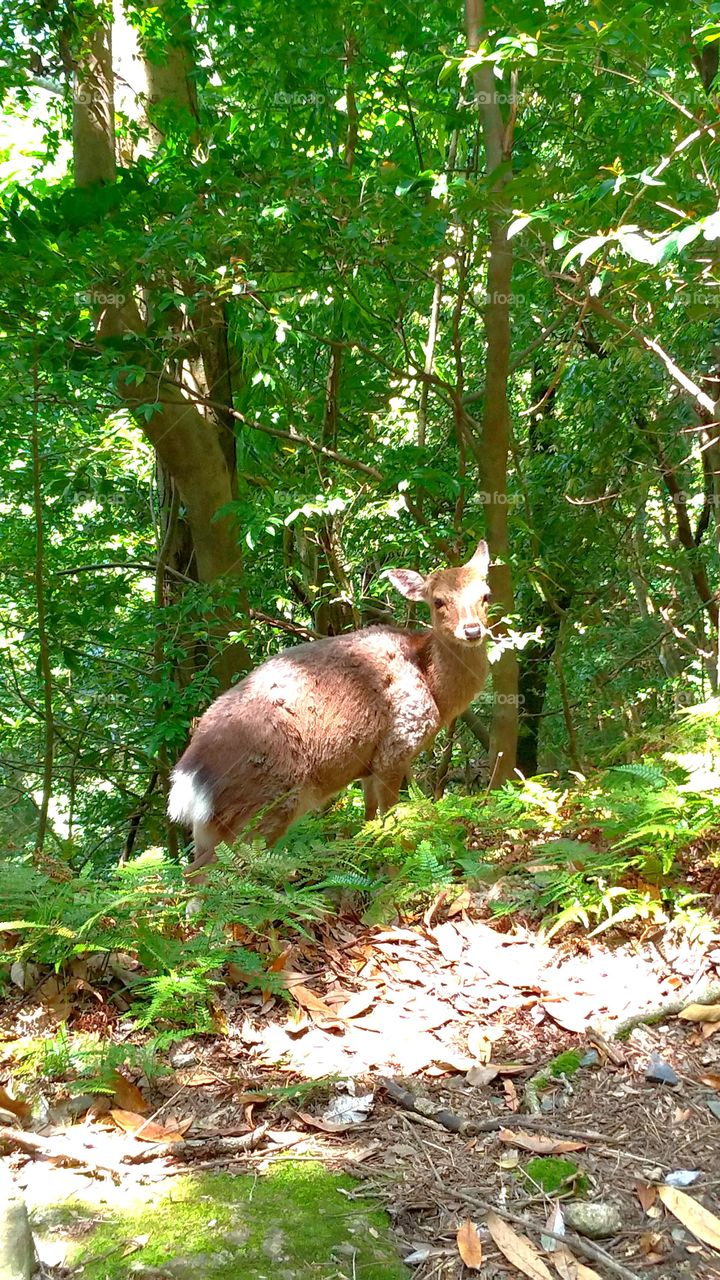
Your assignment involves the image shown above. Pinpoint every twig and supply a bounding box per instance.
[443,1182,643,1280]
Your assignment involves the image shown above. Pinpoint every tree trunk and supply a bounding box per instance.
[465,0,519,784]
[70,0,249,690]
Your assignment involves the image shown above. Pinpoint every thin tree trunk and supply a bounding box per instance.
[465,0,519,784]
[30,359,54,852]
[418,131,459,448]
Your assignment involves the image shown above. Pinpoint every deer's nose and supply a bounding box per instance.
[464,622,483,641]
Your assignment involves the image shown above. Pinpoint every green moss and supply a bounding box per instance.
[522,1157,587,1195]
[54,1164,408,1280]
[549,1050,583,1078]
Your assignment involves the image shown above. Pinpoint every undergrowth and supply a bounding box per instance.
[1,700,720,1041]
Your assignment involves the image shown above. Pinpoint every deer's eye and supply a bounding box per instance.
[433,598,446,610]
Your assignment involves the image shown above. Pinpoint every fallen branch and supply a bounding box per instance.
[443,1182,643,1280]
[0,1124,120,1182]
[381,1078,606,1142]
[607,982,720,1040]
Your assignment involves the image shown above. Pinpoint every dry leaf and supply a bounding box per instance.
[541,1001,591,1033]
[110,1071,148,1115]
[552,1244,603,1279]
[296,1110,351,1134]
[504,1079,520,1110]
[447,888,471,916]
[487,1210,555,1280]
[467,1025,497,1063]
[678,1002,720,1023]
[335,988,380,1020]
[499,1128,586,1155]
[634,1182,657,1213]
[291,984,338,1019]
[456,1219,483,1270]
[432,923,464,963]
[700,1074,720,1090]
[466,1065,499,1087]
[0,1086,31,1121]
[658,1185,720,1250]
[110,1109,188,1143]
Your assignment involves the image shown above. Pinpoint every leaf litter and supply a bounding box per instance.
[4,897,720,1277]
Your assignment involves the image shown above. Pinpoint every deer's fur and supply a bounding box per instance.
[169,541,491,878]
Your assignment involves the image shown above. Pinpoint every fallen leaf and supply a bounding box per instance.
[296,1110,352,1134]
[291,984,340,1019]
[334,988,380,1020]
[700,1073,720,1090]
[432,923,464,963]
[542,1001,592,1033]
[702,1021,720,1039]
[110,1071,148,1115]
[447,888,471,916]
[466,1065,499,1087]
[499,1128,586,1155]
[552,1244,603,1279]
[487,1210,555,1280]
[110,1109,189,1143]
[658,1185,720,1249]
[504,1079,520,1110]
[542,1202,565,1252]
[467,1025,500,1063]
[679,1003,720,1023]
[456,1219,483,1269]
[634,1182,657,1213]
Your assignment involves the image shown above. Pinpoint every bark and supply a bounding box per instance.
[30,361,54,853]
[71,0,249,690]
[465,0,519,784]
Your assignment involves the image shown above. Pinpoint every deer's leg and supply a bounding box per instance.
[364,769,406,819]
[186,819,228,884]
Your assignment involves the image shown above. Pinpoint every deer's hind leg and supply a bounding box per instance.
[363,767,408,820]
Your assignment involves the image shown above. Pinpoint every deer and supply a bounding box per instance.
[168,540,492,880]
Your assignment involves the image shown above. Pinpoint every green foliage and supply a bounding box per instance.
[523,1157,587,1197]
[9,1025,166,1094]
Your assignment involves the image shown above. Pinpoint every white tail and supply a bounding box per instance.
[169,540,492,879]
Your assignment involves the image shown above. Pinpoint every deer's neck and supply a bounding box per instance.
[421,633,488,725]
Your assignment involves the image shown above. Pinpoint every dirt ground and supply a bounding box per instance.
[4,893,720,1279]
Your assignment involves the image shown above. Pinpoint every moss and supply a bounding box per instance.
[549,1050,583,1078]
[522,1157,588,1196]
[55,1163,408,1280]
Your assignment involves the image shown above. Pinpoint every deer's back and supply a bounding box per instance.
[182,626,439,793]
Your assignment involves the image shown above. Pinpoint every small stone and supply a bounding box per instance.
[564,1202,622,1239]
[0,1165,36,1280]
[579,1049,600,1068]
[645,1055,679,1086]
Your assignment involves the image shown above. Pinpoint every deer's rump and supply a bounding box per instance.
[168,627,439,837]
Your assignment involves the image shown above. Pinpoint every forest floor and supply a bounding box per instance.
[4,884,720,1280]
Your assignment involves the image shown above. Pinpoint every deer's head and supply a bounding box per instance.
[387,540,491,645]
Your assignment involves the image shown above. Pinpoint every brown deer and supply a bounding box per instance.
[169,540,491,878]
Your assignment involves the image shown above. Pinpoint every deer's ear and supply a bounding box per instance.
[385,569,427,601]
[468,539,489,574]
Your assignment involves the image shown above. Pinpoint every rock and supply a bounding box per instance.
[0,1165,36,1280]
[645,1055,679,1086]
[564,1202,622,1239]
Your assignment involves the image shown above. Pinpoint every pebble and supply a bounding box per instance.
[563,1202,622,1239]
